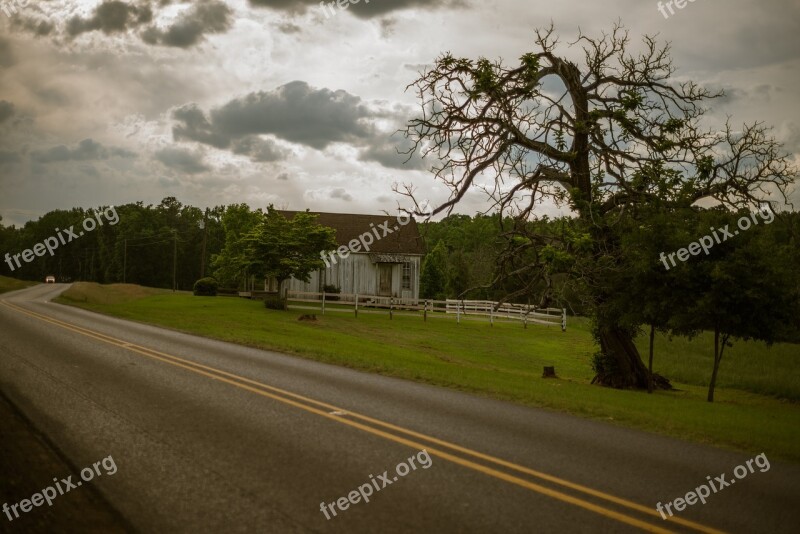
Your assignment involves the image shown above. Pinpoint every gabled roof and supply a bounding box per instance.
[278,210,425,255]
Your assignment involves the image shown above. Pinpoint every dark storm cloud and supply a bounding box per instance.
[214,81,373,148]
[30,139,137,163]
[0,38,15,68]
[0,151,21,164]
[248,0,465,19]
[63,0,230,48]
[172,104,230,148]
[329,187,352,201]
[140,0,232,48]
[32,87,71,107]
[172,81,421,170]
[273,21,302,34]
[11,16,56,37]
[154,146,210,174]
[67,1,154,37]
[231,136,289,162]
[0,101,15,124]
[173,81,375,151]
[359,132,426,170]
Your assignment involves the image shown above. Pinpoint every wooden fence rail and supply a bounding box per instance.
[284,291,566,330]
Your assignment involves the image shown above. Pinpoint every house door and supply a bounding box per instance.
[378,264,393,296]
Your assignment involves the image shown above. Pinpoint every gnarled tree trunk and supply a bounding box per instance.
[592,324,672,390]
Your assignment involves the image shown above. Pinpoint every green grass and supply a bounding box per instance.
[636,332,800,401]
[57,283,800,462]
[0,275,38,294]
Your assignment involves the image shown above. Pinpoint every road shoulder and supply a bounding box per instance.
[0,390,131,534]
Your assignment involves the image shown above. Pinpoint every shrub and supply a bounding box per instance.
[264,293,286,310]
[323,284,340,301]
[193,277,218,296]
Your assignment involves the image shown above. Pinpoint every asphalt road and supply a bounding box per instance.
[1,284,798,533]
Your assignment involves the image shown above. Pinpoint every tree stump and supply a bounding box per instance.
[542,366,557,378]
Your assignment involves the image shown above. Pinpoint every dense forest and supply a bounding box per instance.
[440,210,800,361]
[2,198,798,329]
[2,199,799,312]
[0,201,800,320]
[0,198,226,290]
[418,213,584,308]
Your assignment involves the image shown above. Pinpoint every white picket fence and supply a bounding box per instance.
[284,291,566,329]
[444,299,565,327]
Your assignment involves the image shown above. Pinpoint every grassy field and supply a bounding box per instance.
[0,275,38,294]
[54,282,172,304]
[637,332,800,401]
[57,282,800,462]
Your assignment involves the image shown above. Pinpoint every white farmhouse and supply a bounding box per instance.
[277,211,425,301]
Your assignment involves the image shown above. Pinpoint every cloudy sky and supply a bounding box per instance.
[0,0,798,226]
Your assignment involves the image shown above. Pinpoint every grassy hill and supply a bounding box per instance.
[0,275,38,294]
[56,282,800,461]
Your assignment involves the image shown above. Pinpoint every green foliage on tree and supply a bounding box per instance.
[211,204,263,288]
[420,214,504,300]
[590,204,799,400]
[242,206,337,306]
[667,209,799,401]
[420,241,447,300]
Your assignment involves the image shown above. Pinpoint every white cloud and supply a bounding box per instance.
[0,0,797,226]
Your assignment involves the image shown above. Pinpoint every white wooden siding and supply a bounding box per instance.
[284,253,420,299]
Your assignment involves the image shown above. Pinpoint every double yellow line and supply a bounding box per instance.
[1,299,726,534]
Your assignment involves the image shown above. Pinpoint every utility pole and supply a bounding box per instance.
[172,230,177,292]
[200,208,209,278]
[123,238,127,283]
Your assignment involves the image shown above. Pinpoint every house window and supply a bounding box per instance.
[402,262,412,290]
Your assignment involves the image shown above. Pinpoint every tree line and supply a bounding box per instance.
[0,197,226,290]
[0,200,336,298]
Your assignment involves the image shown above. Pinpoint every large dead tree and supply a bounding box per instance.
[399,24,795,388]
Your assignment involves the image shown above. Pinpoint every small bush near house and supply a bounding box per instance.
[323,284,340,301]
[264,293,286,310]
[193,277,218,296]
